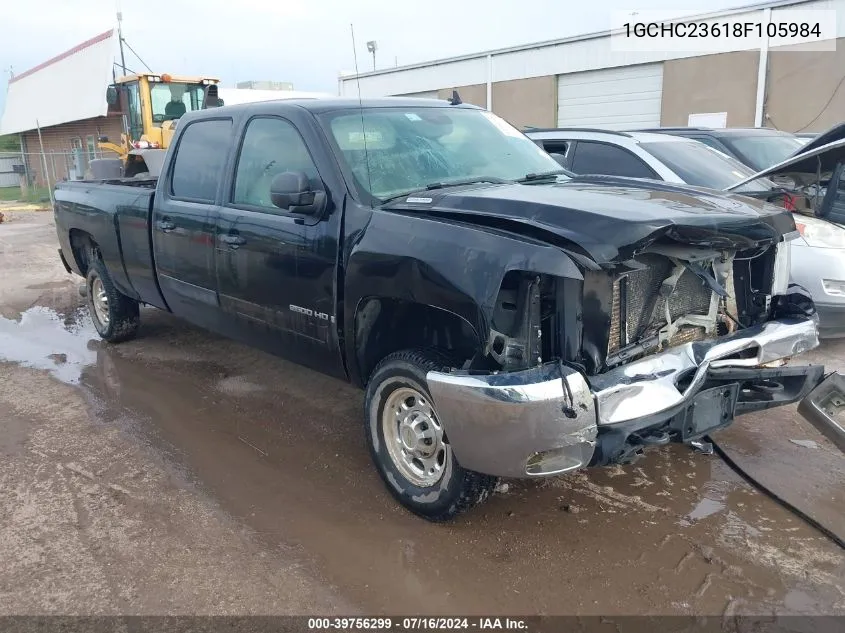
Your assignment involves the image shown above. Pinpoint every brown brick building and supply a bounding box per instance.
[1,30,123,187]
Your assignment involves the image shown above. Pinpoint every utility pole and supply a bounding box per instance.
[116,11,127,76]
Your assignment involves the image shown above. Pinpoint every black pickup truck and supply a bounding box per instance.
[54,98,844,521]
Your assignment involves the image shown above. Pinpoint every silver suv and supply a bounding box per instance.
[525,128,845,339]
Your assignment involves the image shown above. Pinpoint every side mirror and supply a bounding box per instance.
[106,85,119,105]
[819,162,845,226]
[202,84,223,109]
[270,171,325,215]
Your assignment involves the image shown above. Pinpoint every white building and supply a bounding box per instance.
[338,0,845,132]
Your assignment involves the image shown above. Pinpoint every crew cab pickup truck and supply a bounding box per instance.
[54,98,845,521]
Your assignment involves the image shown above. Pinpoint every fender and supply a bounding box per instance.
[343,209,583,385]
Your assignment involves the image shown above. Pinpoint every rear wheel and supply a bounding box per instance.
[364,349,498,521]
[86,256,140,343]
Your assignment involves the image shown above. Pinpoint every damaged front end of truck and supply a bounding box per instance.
[396,181,845,479]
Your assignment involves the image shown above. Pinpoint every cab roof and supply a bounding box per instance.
[218,97,479,114]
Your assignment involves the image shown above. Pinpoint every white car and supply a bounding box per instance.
[526,128,845,338]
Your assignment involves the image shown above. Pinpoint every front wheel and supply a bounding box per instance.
[364,349,498,521]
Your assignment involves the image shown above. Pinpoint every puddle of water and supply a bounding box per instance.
[686,497,726,521]
[0,306,99,384]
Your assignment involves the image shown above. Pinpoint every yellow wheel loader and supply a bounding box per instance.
[97,73,223,178]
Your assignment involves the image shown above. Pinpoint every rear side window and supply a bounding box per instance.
[170,119,233,202]
[570,141,656,178]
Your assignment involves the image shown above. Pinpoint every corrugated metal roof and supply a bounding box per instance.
[0,30,115,136]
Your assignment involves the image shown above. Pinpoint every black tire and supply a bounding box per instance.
[86,256,140,343]
[364,349,498,521]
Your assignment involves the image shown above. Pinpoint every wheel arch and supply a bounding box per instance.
[352,297,481,387]
[68,228,97,276]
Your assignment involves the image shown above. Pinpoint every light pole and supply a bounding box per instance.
[366,41,377,71]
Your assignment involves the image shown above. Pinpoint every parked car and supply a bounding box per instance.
[527,128,845,338]
[53,99,842,520]
[634,126,806,171]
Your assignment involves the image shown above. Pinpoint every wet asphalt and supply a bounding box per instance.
[1,210,843,615]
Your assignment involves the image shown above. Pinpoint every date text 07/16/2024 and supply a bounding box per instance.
[307,617,529,630]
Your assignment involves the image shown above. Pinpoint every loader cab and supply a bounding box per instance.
[100,74,220,177]
[104,74,219,147]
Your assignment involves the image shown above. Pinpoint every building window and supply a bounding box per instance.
[86,135,97,161]
[70,137,83,151]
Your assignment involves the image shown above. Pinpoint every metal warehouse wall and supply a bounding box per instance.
[766,36,845,132]
[437,84,487,108]
[493,77,557,128]
[661,51,760,127]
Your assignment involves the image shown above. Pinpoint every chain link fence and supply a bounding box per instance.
[0,148,114,204]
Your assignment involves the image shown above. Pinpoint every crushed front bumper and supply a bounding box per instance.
[427,318,845,478]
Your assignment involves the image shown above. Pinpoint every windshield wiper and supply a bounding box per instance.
[516,169,571,183]
[734,186,792,202]
[380,177,508,204]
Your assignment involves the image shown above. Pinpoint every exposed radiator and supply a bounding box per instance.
[608,255,715,355]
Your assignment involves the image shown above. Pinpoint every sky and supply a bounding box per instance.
[0,0,748,117]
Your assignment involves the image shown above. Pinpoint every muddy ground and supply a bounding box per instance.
[0,209,843,616]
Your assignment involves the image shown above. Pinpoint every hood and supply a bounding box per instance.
[790,122,845,157]
[386,175,795,265]
[726,127,845,191]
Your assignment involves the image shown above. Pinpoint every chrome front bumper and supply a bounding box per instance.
[426,363,598,478]
[427,318,843,478]
[590,318,819,425]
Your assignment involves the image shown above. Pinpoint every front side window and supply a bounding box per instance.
[639,140,775,192]
[233,117,320,210]
[170,119,233,202]
[569,141,656,178]
[722,134,805,171]
[320,108,563,201]
[124,81,144,143]
[150,82,205,125]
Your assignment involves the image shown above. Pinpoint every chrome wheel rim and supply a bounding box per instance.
[91,276,110,327]
[382,386,448,487]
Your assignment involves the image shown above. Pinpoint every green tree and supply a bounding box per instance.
[0,135,21,152]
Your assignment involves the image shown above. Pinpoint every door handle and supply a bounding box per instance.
[220,234,247,248]
[157,219,176,232]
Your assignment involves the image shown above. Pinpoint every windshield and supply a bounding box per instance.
[320,108,564,201]
[150,82,205,125]
[722,133,805,171]
[639,140,776,192]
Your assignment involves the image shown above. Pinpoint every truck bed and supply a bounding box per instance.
[54,179,166,310]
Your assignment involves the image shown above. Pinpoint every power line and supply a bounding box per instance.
[794,73,845,132]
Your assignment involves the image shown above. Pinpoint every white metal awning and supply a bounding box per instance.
[0,29,115,135]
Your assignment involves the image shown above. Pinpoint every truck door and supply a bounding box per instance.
[215,115,345,378]
[152,117,233,320]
